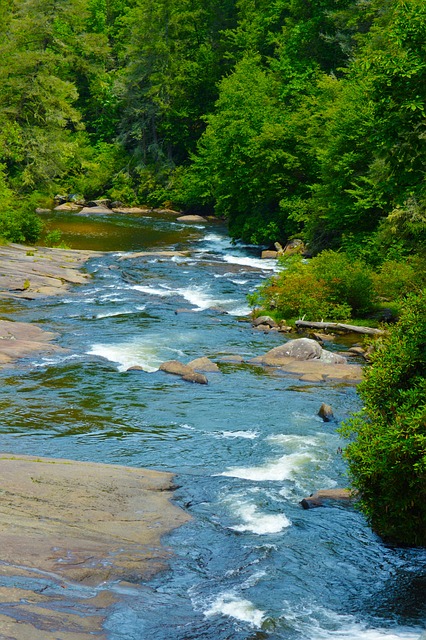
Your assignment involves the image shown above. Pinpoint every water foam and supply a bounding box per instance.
[95,306,146,319]
[281,605,423,640]
[132,285,172,297]
[88,340,161,372]
[204,592,265,628]
[220,451,313,481]
[230,500,291,534]
[222,254,278,271]
[217,430,259,439]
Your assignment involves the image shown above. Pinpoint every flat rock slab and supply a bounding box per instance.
[0,454,190,638]
[0,319,63,365]
[0,244,98,300]
[249,355,362,382]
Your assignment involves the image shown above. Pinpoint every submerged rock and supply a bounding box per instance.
[318,402,334,422]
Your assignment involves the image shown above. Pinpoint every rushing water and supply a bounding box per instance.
[0,210,425,639]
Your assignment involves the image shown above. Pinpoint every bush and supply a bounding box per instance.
[248,251,374,322]
[373,257,426,301]
[0,203,42,244]
[340,291,426,545]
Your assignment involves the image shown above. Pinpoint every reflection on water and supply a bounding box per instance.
[0,212,425,639]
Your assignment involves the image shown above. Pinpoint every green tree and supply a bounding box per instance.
[184,54,312,243]
[341,291,426,546]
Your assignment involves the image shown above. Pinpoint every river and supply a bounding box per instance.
[0,210,425,639]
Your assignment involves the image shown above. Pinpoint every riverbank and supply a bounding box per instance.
[0,243,98,300]
[0,454,190,639]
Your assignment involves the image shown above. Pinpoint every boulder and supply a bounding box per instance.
[112,206,150,214]
[252,315,278,328]
[261,250,278,259]
[262,338,323,362]
[188,357,219,372]
[283,238,306,255]
[53,202,81,211]
[159,360,208,384]
[253,337,345,365]
[255,324,272,331]
[78,205,112,215]
[87,199,111,208]
[248,337,361,382]
[318,402,334,422]
[159,360,194,377]
[278,323,292,333]
[36,207,52,214]
[319,349,347,365]
[176,214,207,222]
[300,488,355,509]
[182,372,208,384]
[154,208,182,216]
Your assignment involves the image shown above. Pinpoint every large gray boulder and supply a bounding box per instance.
[252,338,346,365]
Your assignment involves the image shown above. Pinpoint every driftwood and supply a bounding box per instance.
[295,320,385,336]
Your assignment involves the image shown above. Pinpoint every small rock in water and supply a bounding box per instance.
[300,488,354,509]
[318,402,334,422]
[182,372,208,385]
[188,357,219,372]
[252,315,278,328]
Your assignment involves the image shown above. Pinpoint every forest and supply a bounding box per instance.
[0,0,425,545]
[0,0,424,255]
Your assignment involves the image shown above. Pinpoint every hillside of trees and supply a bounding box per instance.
[0,0,425,256]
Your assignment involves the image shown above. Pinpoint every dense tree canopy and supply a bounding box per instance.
[0,0,424,250]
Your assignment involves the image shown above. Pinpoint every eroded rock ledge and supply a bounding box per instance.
[0,243,98,299]
[0,454,190,639]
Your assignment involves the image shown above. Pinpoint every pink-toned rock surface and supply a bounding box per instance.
[0,454,190,638]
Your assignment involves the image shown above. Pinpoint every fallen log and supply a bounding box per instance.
[295,320,385,336]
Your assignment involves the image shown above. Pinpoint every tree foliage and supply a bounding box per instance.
[341,292,426,546]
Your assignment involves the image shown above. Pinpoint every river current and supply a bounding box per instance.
[0,210,425,639]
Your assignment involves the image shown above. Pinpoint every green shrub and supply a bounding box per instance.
[373,257,426,301]
[249,251,374,321]
[310,250,375,315]
[340,291,426,545]
[0,204,42,244]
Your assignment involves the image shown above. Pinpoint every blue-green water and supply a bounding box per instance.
[1,211,425,639]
